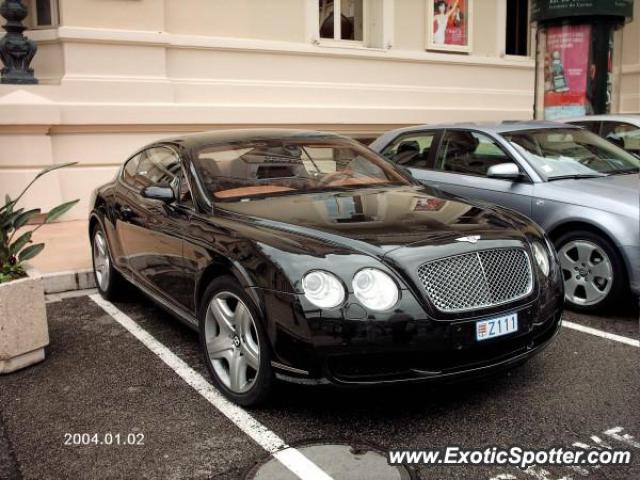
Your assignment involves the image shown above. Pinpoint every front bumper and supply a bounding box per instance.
[256,287,563,386]
[321,310,561,385]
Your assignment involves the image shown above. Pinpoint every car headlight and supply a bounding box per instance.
[302,271,345,309]
[352,268,399,311]
[531,241,550,277]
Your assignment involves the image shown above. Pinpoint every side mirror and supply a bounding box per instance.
[487,163,522,180]
[141,185,175,203]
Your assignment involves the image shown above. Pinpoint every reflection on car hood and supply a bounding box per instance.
[543,174,639,217]
[218,186,529,255]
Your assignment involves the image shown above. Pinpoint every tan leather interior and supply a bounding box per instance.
[213,177,389,199]
[214,185,296,199]
[325,176,389,186]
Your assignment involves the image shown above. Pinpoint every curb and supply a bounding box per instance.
[41,269,96,294]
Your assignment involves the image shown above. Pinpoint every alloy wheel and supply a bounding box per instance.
[204,292,261,394]
[558,239,613,306]
[93,230,111,291]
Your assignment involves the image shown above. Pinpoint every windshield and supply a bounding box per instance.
[503,128,640,179]
[193,138,412,201]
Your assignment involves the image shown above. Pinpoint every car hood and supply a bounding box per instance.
[541,174,639,217]
[217,186,531,257]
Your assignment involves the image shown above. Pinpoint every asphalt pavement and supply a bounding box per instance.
[0,287,638,480]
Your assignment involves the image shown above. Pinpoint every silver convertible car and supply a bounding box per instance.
[371,121,640,312]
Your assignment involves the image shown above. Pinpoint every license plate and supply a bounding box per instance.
[476,313,518,342]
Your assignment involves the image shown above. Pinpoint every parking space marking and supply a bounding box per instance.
[562,320,639,348]
[488,426,639,480]
[605,427,640,449]
[89,294,334,480]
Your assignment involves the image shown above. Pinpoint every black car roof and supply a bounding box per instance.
[157,128,351,150]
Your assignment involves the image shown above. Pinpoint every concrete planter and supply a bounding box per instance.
[0,268,49,374]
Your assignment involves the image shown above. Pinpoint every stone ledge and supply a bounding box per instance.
[0,348,45,375]
[41,269,96,294]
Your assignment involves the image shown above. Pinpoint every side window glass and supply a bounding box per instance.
[177,170,194,208]
[381,132,437,168]
[122,147,181,191]
[139,147,181,186]
[435,131,515,177]
[601,122,640,153]
[122,152,143,189]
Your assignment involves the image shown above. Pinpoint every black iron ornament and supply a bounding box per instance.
[0,0,38,84]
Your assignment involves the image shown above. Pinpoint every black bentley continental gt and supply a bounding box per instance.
[89,129,563,406]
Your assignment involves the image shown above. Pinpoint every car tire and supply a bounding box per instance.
[554,230,627,313]
[91,223,124,300]
[199,276,274,407]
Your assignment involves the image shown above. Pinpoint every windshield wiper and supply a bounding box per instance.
[547,173,608,181]
[608,168,639,175]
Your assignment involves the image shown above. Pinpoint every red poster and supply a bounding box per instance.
[543,24,592,120]
[432,0,468,48]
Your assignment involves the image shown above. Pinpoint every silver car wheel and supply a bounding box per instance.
[92,230,111,292]
[558,240,613,306]
[204,292,260,394]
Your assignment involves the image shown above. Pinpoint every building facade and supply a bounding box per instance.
[0,0,638,219]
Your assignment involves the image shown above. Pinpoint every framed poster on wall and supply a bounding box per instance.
[543,24,592,120]
[426,0,473,53]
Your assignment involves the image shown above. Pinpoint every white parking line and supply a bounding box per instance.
[89,294,333,480]
[562,320,639,348]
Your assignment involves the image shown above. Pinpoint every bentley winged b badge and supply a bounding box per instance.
[455,235,481,244]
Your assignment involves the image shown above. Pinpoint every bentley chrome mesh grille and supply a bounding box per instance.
[416,248,533,312]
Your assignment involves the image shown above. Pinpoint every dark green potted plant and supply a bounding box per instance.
[0,162,78,373]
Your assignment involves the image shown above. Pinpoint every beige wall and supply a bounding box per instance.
[166,0,307,41]
[472,0,500,57]
[393,0,424,50]
[57,0,307,41]
[621,1,640,112]
[622,1,640,66]
[1,0,542,220]
[59,0,165,31]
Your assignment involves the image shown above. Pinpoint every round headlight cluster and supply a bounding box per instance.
[352,268,399,311]
[302,268,400,311]
[302,271,345,309]
[531,241,550,277]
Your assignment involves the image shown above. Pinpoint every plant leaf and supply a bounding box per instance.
[34,162,78,181]
[18,243,45,262]
[5,162,78,212]
[0,208,24,230]
[45,199,79,223]
[0,195,14,214]
[13,208,41,230]
[9,231,32,255]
